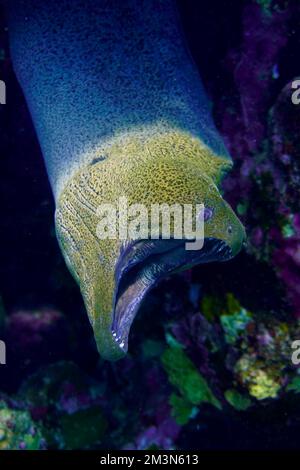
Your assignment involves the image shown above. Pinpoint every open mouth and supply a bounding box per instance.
[110,237,233,353]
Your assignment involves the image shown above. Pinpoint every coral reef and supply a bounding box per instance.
[18,362,107,449]
[0,0,299,451]
[0,401,44,450]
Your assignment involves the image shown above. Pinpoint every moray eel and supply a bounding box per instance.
[6,0,246,360]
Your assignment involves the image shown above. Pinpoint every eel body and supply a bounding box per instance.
[6,0,246,360]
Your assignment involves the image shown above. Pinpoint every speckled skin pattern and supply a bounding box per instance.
[6,0,229,199]
[56,131,245,359]
[6,0,245,360]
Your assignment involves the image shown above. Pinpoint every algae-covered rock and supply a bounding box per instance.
[162,345,221,411]
[169,394,196,426]
[286,376,300,394]
[224,389,252,411]
[0,400,44,450]
[235,356,282,400]
[18,362,107,449]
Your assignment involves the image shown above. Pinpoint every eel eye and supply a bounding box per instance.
[203,207,214,222]
[228,225,233,235]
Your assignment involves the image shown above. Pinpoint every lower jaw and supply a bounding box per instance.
[110,237,233,354]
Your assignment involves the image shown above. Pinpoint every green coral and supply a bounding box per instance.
[249,370,281,400]
[0,401,43,450]
[224,389,252,411]
[162,344,221,418]
[220,294,252,344]
[169,394,196,426]
[221,310,252,345]
[235,356,282,400]
[201,293,253,343]
[286,376,300,394]
[202,293,297,402]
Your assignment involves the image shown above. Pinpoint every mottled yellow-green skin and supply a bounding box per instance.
[55,131,245,360]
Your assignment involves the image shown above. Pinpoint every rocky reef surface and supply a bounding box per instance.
[0,0,299,450]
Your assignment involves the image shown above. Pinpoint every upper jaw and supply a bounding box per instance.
[109,237,233,355]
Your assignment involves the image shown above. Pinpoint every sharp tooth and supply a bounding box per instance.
[112,332,117,337]
[120,342,124,348]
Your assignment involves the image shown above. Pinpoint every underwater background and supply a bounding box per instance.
[0,0,300,450]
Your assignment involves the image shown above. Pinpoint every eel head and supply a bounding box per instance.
[55,132,246,360]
